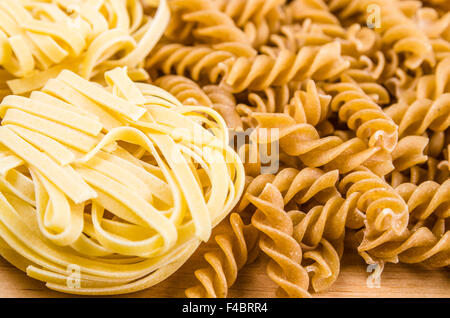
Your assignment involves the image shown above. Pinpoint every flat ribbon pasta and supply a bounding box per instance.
[0,68,245,295]
[0,0,170,95]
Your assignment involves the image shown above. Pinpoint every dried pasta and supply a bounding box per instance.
[0,68,245,295]
[185,212,259,298]
[1,0,170,95]
[0,0,448,299]
[247,183,311,298]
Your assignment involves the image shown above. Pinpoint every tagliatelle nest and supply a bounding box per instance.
[0,67,245,295]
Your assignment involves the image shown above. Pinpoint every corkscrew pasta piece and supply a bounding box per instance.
[247,183,311,298]
[154,75,213,107]
[414,56,450,100]
[395,179,450,222]
[339,169,409,253]
[283,80,332,127]
[235,85,291,128]
[215,0,287,48]
[146,43,242,83]
[166,0,250,45]
[329,0,435,70]
[359,217,450,268]
[271,167,363,292]
[0,68,245,295]
[1,0,170,94]
[291,208,343,292]
[249,112,394,176]
[274,169,346,292]
[202,85,244,131]
[270,167,340,209]
[324,80,398,152]
[238,167,344,294]
[397,94,450,137]
[185,212,259,298]
[220,41,350,92]
[391,136,429,172]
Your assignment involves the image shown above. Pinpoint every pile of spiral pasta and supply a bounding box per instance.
[0,0,449,298]
[147,0,449,298]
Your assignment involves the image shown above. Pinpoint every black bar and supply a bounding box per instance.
[0,298,448,315]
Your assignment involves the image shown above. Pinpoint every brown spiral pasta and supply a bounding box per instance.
[219,41,350,92]
[395,179,450,222]
[139,0,450,298]
[247,183,311,297]
[391,136,429,172]
[354,216,450,268]
[250,112,394,176]
[185,212,259,298]
[216,0,286,48]
[154,75,213,107]
[166,0,250,44]
[291,208,343,292]
[202,85,244,130]
[146,42,256,82]
[241,167,345,293]
[323,80,398,151]
[339,169,409,253]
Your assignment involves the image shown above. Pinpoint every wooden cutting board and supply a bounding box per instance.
[1,244,449,298]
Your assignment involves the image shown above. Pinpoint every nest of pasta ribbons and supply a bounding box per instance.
[0,67,245,295]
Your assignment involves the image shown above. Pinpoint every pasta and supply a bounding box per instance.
[0,0,448,299]
[202,85,244,131]
[1,0,170,95]
[185,212,259,298]
[220,41,350,92]
[166,0,250,45]
[324,79,398,151]
[247,183,311,298]
[396,180,450,222]
[339,169,409,254]
[0,68,245,295]
[154,75,213,107]
[249,111,395,176]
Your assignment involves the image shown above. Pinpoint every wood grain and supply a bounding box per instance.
[1,244,449,298]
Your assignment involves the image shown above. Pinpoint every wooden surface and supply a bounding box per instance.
[1,244,449,298]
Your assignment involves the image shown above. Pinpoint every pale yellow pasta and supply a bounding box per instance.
[0,0,170,95]
[0,68,245,295]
